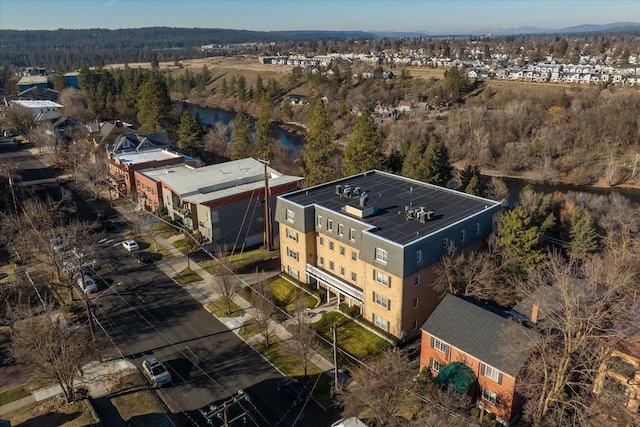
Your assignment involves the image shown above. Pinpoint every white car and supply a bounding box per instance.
[142,356,172,387]
[77,274,98,293]
[122,240,139,252]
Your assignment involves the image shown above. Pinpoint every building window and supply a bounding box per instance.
[319,256,324,266]
[286,228,298,242]
[327,219,333,232]
[287,248,299,261]
[430,358,444,373]
[339,246,345,256]
[338,224,344,236]
[481,388,500,406]
[340,266,345,276]
[416,250,422,264]
[374,270,390,287]
[413,297,419,309]
[351,272,357,282]
[414,274,420,287]
[288,266,299,280]
[481,364,503,384]
[373,292,390,309]
[412,319,418,330]
[286,209,294,222]
[349,228,356,241]
[432,337,449,355]
[317,215,322,228]
[476,223,481,236]
[460,230,466,242]
[443,238,449,248]
[329,261,335,271]
[329,241,335,251]
[375,248,388,263]
[351,251,357,261]
[373,314,389,332]
[319,236,324,246]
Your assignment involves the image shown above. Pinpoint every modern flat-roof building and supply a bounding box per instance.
[139,158,302,247]
[275,170,502,341]
[10,100,63,122]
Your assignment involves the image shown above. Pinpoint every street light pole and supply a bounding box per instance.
[258,159,272,251]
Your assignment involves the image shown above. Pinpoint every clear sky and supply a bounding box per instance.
[1,0,638,33]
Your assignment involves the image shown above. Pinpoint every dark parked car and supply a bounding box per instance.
[93,209,107,219]
[101,220,116,231]
[133,251,152,263]
[276,377,310,406]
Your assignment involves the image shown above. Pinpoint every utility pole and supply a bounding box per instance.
[199,390,254,426]
[258,159,272,251]
[331,323,340,391]
[183,228,191,271]
[8,175,18,213]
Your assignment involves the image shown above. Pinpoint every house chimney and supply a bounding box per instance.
[531,304,539,324]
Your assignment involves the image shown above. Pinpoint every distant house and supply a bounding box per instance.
[287,94,308,106]
[107,130,171,155]
[421,294,536,426]
[10,100,63,122]
[17,75,52,92]
[138,158,302,247]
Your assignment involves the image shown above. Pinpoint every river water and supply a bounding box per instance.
[186,104,640,205]
[185,103,306,151]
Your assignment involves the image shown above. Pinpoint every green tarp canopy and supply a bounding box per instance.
[435,362,477,397]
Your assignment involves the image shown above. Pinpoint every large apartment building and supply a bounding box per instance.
[275,170,502,341]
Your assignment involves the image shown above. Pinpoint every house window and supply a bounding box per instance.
[329,241,335,251]
[413,297,419,309]
[319,256,324,266]
[432,337,449,355]
[349,228,356,241]
[481,364,503,384]
[319,236,324,246]
[373,292,390,309]
[288,266,299,280]
[443,238,449,248]
[481,388,500,406]
[340,266,345,276]
[373,314,389,332]
[338,224,344,236]
[430,358,444,373]
[329,261,335,271]
[476,223,481,236]
[351,251,357,261]
[339,246,345,256]
[286,248,299,261]
[374,271,390,287]
[460,230,466,242]
[286,209,294,222]
[327,219,333,232]
[412,319,418,330]
[414,274,420,287]
[317,215,322,228]
[416,250,422,264]
[375,248,388,263]
[286,228,298,242]
[351,272,357,282]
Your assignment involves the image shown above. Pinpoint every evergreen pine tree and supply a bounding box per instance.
[230,107,251,160]
[342,110,385,176]
[177,110,203,152]
[497,206,546,276]
[568,209,599,260]
[402,140,427,181]
[423,140,453,186]
[254,100,274,160]
[301,100,337,187]
[136,72,172,133]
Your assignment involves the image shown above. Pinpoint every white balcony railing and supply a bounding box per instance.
[306,264,364,303]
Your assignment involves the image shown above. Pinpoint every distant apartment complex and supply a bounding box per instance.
[275,170,502,341]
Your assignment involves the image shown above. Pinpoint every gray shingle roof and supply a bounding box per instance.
[421,294,535,377]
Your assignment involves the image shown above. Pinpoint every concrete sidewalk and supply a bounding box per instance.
[0,359,136,416]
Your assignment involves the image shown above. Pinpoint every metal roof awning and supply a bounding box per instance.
[306,264,364,303]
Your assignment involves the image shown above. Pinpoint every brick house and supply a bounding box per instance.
[420,294,535,425]
[275,170,502,342]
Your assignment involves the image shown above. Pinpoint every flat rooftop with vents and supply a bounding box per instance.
[282,170,502,245]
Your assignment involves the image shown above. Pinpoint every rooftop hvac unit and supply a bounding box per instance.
[335,184,343,195]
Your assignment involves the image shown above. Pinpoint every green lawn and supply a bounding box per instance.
[152,222,182,239]
[254,336,322,377]
[0,385,30,406]
[198,248,279,275]
[205,299,246,317]
[172,267,202,285]
[313,312,391,360]
[269,277,317,313]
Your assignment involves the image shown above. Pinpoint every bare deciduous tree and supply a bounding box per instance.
[251,271,276,347]
[286,294,317,377]
[11,314,96,403]
[337,349,417,427]
[213,247,238,315]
